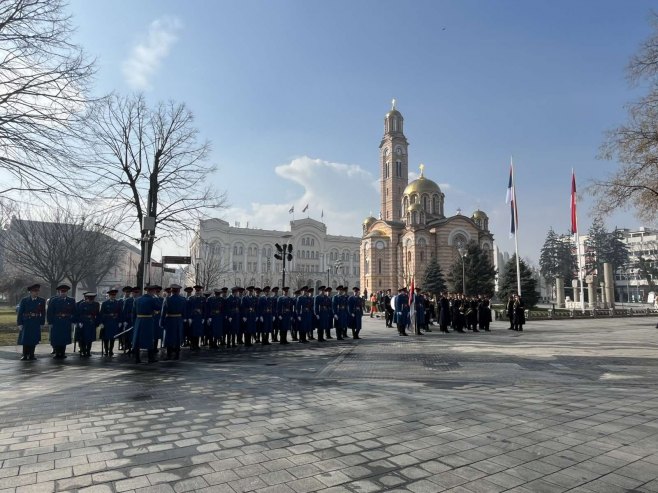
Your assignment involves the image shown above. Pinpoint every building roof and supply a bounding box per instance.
[403,175,441,196]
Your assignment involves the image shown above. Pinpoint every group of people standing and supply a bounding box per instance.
[374,288,495,335]
[15,283,366,363]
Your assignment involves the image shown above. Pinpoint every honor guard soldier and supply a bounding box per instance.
[182,286,194,346]
[270,287,280,342]
[186,285,205,351]
[161,284,186,359]
[132,285,158,363]
[47,284,76,359]
[224,287,241,348]
[276,287,293,344]
[152,285,164,350]
[17,284,46,360]
[332,286,348,340]
[258,286,274,345]
[100,288,122,356]
[121,287,140,352]
[295,286,313,343]
[323,287,334,339]
[76,292,100,357]
[117,286,131,350]
[206,288,225,348]
[241,286,258,346]
[290,289,300,341]
[395,287,410,336]
[348,287,363,339]
[314,286,329,342]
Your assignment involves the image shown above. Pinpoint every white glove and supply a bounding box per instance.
[272,316,276,322]
[99,324,104,329]
[78,323,83,328]
[187,319,192,324]
[297,316,301,321]
[278,316,282,320]
[316,315,320,319]
[208,318,212,323]
[334,315,338,320]
[228,317,232,322]
[242,317,247,322]
[351,314,355,317]
[18,325,23,330]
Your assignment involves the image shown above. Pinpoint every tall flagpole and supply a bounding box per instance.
[511,157,522,296]
[571,169,585,313]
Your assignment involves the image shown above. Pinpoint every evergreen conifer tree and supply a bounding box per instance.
[422,257,446,297]
[499,255,539,307]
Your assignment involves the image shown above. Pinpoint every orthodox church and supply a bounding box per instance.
[360,101,494,292]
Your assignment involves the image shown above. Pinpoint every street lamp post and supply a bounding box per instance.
[458,246,467,295]
[274,240,294,287]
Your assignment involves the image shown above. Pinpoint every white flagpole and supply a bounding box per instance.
[511,157,522,296]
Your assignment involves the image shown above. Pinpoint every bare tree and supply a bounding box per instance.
[190,240,230,289]
[1,207,122,297]
[593,13,658,222]
[1,210,71,294]
[84,94,226,289]
[0,0,94,197]
[65,217,123,296]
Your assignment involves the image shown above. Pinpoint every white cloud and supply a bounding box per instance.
[221,156,379,237]
[122,16,182,90]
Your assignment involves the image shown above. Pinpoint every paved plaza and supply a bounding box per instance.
[1,316,658,493]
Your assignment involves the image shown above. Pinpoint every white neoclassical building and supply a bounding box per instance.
[191,218,360,290]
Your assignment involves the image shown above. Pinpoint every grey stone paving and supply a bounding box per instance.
[1,316,658,493]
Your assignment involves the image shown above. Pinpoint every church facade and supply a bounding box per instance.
[360,101,494,292]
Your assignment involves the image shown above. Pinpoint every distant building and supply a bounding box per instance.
[360,101,494,292]
[493,244,511,293]
[612,227,658,303]
[192,218,360,290]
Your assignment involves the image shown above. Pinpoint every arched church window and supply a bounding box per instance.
[378,259,382,274]
[412,211,418,224]
[432,196,437,214]
[423,195,428,211]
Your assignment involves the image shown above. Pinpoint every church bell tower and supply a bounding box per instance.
[380,99,409,222]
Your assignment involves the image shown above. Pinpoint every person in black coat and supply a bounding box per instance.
[478,297,492,332]
[506,294,515,330]
[439,293,451,333]
[382,289,394,328]
[512,294,525,331]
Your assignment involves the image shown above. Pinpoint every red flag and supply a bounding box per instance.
[570,170,577,234]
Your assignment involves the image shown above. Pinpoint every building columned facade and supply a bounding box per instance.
[360,101,494,292]
[193,218,360,290]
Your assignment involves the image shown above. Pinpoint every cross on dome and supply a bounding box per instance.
[391,98,397,110]
[419,163,425,177]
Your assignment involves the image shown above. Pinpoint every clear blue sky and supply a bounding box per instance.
[69,0,655,263]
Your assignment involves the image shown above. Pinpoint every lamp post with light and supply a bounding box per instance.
[274,241,294,287]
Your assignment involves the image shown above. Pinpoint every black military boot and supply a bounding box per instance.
[353,330,361,340]
[291,330,298,341]
[325,329,332,339]
[174,348,180,360]
[308,331,314,340]
[20,346,28,361]
[29,346,37,360]
[317,331,325,342]
[300,331,308,343]
[262,334,270,345]
[245,334,252,347]
[109,340,115,356]
[134,349,141,364]
[147,349,158,363]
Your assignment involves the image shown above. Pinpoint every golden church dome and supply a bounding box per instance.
[472,209,488,220]
[407,202,422,212]
[363,216,377,227]
[404,175,441,196]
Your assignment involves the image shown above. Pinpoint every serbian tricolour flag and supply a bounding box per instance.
[505,161,518,238]
[570,170,578,234]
